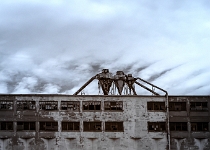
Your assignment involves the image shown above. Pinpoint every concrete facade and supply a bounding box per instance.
[169,96,210,150]
[0,94,210,150]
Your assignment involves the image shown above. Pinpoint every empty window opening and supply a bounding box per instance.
[169,102,186,111]
[83,122,102,131]
[148,122,166,132]
[17,122,35,131]
[0,101,13,110]
[0,122,13,131]
[191,122,209,131]
[61,101,80,111]
[39,101,57,110]
[147,102,165,111]
[170,122,187,131]
[83,102,101,111]
[40,122,58,131]
[17,101,35,110]
[105,122,124,132]
[62,122,80,131]
[190,102,208,111]
[0,121,13,131]
[104,101,123,111]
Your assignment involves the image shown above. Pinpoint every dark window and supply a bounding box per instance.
[61,101,80,111]
[105,122,124,132]
[170,122,187,131]
[17,101,36,110]
[17,122,35,131]
[148,122,166,132]
[190,102,208,111]
[83,122,101,131]
[104,101,123,111]
[147,102,165,111]
[191,122,209,131]
[39,101,57,110]
[83,102,101,111]
[169,102,186,111]
[40,122,58,131]
[62,122,80,131]
[0,101,13,110]
[0,122,13,131]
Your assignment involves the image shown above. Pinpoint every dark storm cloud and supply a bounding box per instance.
[0,0,210,95]
[147,68,174,83]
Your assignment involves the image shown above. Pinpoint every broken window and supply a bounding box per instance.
[147,102,165,111]
[191,122,209,131]
[0,101,13,110]
[105,122,124,132]
[190,102,208,111]
[169,102,186,111]
[39,101,57,110]
[0,122,13,131]
[104,101,123,111]
[17,101,36,110]
[170,122,187,131]
[83,122,102,131]
[61,101,80,111]
[148,122,166,132]
[83,102,101,111]
[40,122,58,131]
[17,122,36,131]
[62,122,80,131]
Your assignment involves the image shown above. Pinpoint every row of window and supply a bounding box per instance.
[0,101,123,111]
[0,122,123,132]
[1,121,208,132]
[0,101,208,111]
[148,122,209,132]
[148,102,208,111]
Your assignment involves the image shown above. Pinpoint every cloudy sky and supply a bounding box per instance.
[0,0,210,95]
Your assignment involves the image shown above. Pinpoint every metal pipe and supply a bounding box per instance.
[135,81,160,96]
[73,75,97,95]
[136,78,167,94]
[165,92,170,150]
[136,77,170,150]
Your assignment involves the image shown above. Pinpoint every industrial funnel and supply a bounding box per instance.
[114,71,126,95]
[97,69,113,95]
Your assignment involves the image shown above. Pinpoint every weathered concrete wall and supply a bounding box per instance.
[1,95,210,149]
[0,95,168,150]
[169,96,210,150]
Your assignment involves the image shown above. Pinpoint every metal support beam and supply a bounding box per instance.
[135,81,160,96]
[73,75,97,95]
[136,78,167,94]
[130,86,137,95]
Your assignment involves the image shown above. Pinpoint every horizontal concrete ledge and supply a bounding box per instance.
[130,136,141,139]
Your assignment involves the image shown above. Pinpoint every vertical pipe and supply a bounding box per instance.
[136,78,170,149]
[166,93,170,150]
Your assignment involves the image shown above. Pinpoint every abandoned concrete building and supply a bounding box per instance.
[0,69,210,150]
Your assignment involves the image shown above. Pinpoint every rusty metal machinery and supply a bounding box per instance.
[73,68,170,149]
[73,69,167,96]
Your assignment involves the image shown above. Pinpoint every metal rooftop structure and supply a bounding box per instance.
[73,69,167,96]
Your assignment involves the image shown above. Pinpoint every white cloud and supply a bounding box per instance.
[42,83,61,94]
[0,0,210,95]
[13,77,38,94]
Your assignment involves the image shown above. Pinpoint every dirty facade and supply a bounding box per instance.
[0,94,210,150]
